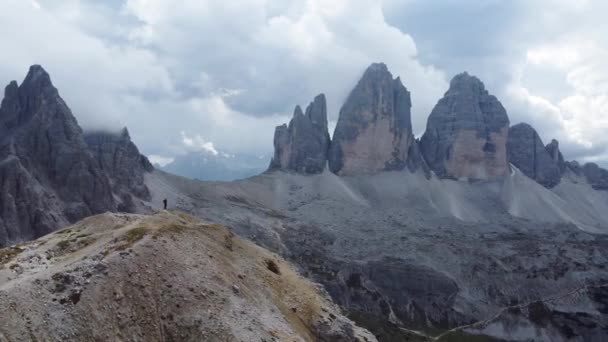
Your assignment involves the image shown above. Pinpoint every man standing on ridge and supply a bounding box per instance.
[163,198,167,210]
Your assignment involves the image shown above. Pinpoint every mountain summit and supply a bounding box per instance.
[420,72,510,180]
[0,66,152,246]
[329,63,419,175]
[269,94,330,174]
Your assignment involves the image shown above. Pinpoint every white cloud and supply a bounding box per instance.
[148,155,174,167]
[180,131,219,156]
[2,0,607,166]
[506,33,608,160]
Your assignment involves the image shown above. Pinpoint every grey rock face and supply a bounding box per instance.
[328,63,415,175]
[582,163,608,190]
[84,128,153,211]
[0,65,116,246]
[420,72,510,180]
[545,139,567,174]
[269,94,330,174]
[507,123,562,188]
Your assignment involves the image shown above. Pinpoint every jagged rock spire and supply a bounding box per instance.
[269,94,330,174]
[507,123,562,188]
[420,72,510,180]
[328,63,417,175]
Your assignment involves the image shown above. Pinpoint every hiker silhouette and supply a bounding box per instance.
[163,198,167,210]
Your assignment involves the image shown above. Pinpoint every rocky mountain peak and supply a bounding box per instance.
[269,93,330,174]
[0,65,150,246]
[447,72,485,95]
[507,123,562,188]
[420,72,510,180]
[328,63,417,175]
[22,65,54,90]
[84,128,153,211]
[305,94,327,128]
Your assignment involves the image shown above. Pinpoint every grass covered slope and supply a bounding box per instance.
[0,211,375,342]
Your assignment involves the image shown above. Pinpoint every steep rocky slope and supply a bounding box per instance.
[0,211,376,342]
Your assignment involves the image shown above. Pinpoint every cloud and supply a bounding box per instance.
[148,155,174,167]
[1,0,606,166]
[382,0,608,165]
[180,131,219,156]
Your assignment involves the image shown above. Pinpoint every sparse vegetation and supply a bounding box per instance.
[265,259,281,275]
[115,226,148,251]
[56,240,72,251]
[224,231,235,251]
[0,246,25,266]
[157,223,188,235]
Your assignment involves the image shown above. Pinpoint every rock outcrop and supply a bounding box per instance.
[84,128,153,211]
[269,94,330,174]
[0,65,116,246]
[507,123,562,188]
[328,63,417,175]
[420,72,510,180]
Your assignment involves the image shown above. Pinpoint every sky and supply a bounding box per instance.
[1,0,607,166]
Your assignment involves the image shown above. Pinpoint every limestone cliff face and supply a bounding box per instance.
[420,72,510,180]
[507,123,562,188]
[84,128,153,211]
[0,65,116,246]
[269,94,330,174]
[328,63,416,175]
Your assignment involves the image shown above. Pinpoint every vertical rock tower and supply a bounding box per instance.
[507,123,562,188]
[269,94,330,174]
[328,63,416,175]
[420,72,510,180]
[0,65,117,245]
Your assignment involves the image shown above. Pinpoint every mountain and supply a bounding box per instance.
[149,63,608,341]
[161,151,268,182]
[269,94,330,174]
[84,128,154,211]
[3,63,608,341]
[420,72,510,180]
[0,211,375,341]
[507,123,562,188]
[329,63,421,175]
[0,66,152,247]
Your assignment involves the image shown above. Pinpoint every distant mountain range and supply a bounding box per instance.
[159,151,269,182]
